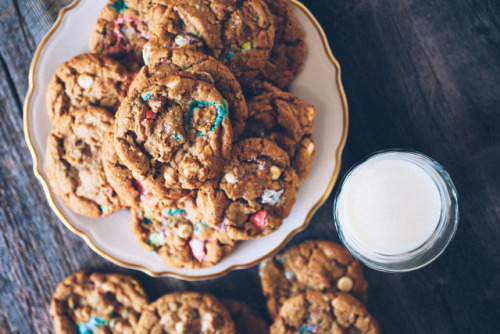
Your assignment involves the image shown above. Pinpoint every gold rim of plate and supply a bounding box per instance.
[23,0,349,280]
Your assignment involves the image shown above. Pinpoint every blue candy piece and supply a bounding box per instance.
[78,316,107,334]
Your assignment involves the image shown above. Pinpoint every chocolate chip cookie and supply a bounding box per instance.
[270,291,380,334]
[245,90,316,183]
[113,73,232,200]
[90,0,153,71]
[259,240,369,319]
[131,197,235,269]
[258,0,307,88]
[45,106,122,217]
[46,53,131,122]
[146,0,275,86]
[142,48,248,140]
[221,299,270,334]
[196,137,300,240]
[50,271,149,334]
[136,291,236,333]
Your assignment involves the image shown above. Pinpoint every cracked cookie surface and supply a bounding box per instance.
[258,0,307,88]
[45,106,122,217]
[50,271,149,334]
[259,240,368,319]
[136,291,235,333]
[143,48,248,140]
[90,0,154,71]
[102,125,143,208]
[270,291,379,334]
[131,197,235,269]
[114,73,232,200]
[196,137,300,240]
[146,0,275,86]
[46,53,131,122]
[245,90,316,183]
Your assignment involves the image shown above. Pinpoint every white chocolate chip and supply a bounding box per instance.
[77,74,93,89]
[224,171,237,184]
[177,224,193,239]
[142,43,152,64]
[183,162,199,176]
[307,142,315,155]
[270,166,281,180]
[100,282,113,292]
[175,321,185,333]
[164,167,175,183]
[166,77,180,88]
[337,276,354,292]
[306,106,316,122]
[284,270,295,280]
[201,313,214,332]
[323,248,333,258]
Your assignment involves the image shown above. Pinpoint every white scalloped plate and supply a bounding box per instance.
[24,0,348,279]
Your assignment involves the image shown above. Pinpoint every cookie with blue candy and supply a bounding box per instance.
[131,196,235,269]
[113,71,233,200]
[270,291,379,334]
[50,271,149,334]
[196,137,300,240]
[145,0,275,86]
[90,0,154,71]
[142,47,248,141]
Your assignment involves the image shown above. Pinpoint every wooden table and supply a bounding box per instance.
[1,0,499,332]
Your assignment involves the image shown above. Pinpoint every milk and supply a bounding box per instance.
[336,155,442,255]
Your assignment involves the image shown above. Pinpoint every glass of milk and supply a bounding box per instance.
[333,150,458,272]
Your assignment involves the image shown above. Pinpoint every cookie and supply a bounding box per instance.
[259,240,369,319]
[142,48,248,140]
[245,90,316,183]
[146,0,275,86]
[45,106,122,217]
[136,291,236,333]
[46,53,131,122]
[221,299,269,334]
[50,271,149,334]
[258,0,307,88]
[196,137,300,240]
[245,80,282,98]
[113,73,232,200]
[270,291,380,334]
[131,197,235,269]
[90,0,153,71]
[102,125,141,207]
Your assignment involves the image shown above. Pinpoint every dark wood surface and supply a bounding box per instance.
[1,0,499,332]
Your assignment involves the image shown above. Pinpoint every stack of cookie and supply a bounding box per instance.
[45,0,315,269]
[50,271,269,334]
[260,240,381,333]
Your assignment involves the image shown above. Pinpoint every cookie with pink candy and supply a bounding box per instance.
[90,0,153,71]
[196,137,300,240]
[131,197,235,269]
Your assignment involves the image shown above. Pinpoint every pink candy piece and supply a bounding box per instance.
[189,238,207,262]
[145,110,156,119]
[103,187,114,196]
[114,15,150,39]
[250,210,268,227]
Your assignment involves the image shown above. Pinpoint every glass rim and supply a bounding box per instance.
[333,149,459,273]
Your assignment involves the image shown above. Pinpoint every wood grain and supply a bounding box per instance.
[0,0,499,333]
